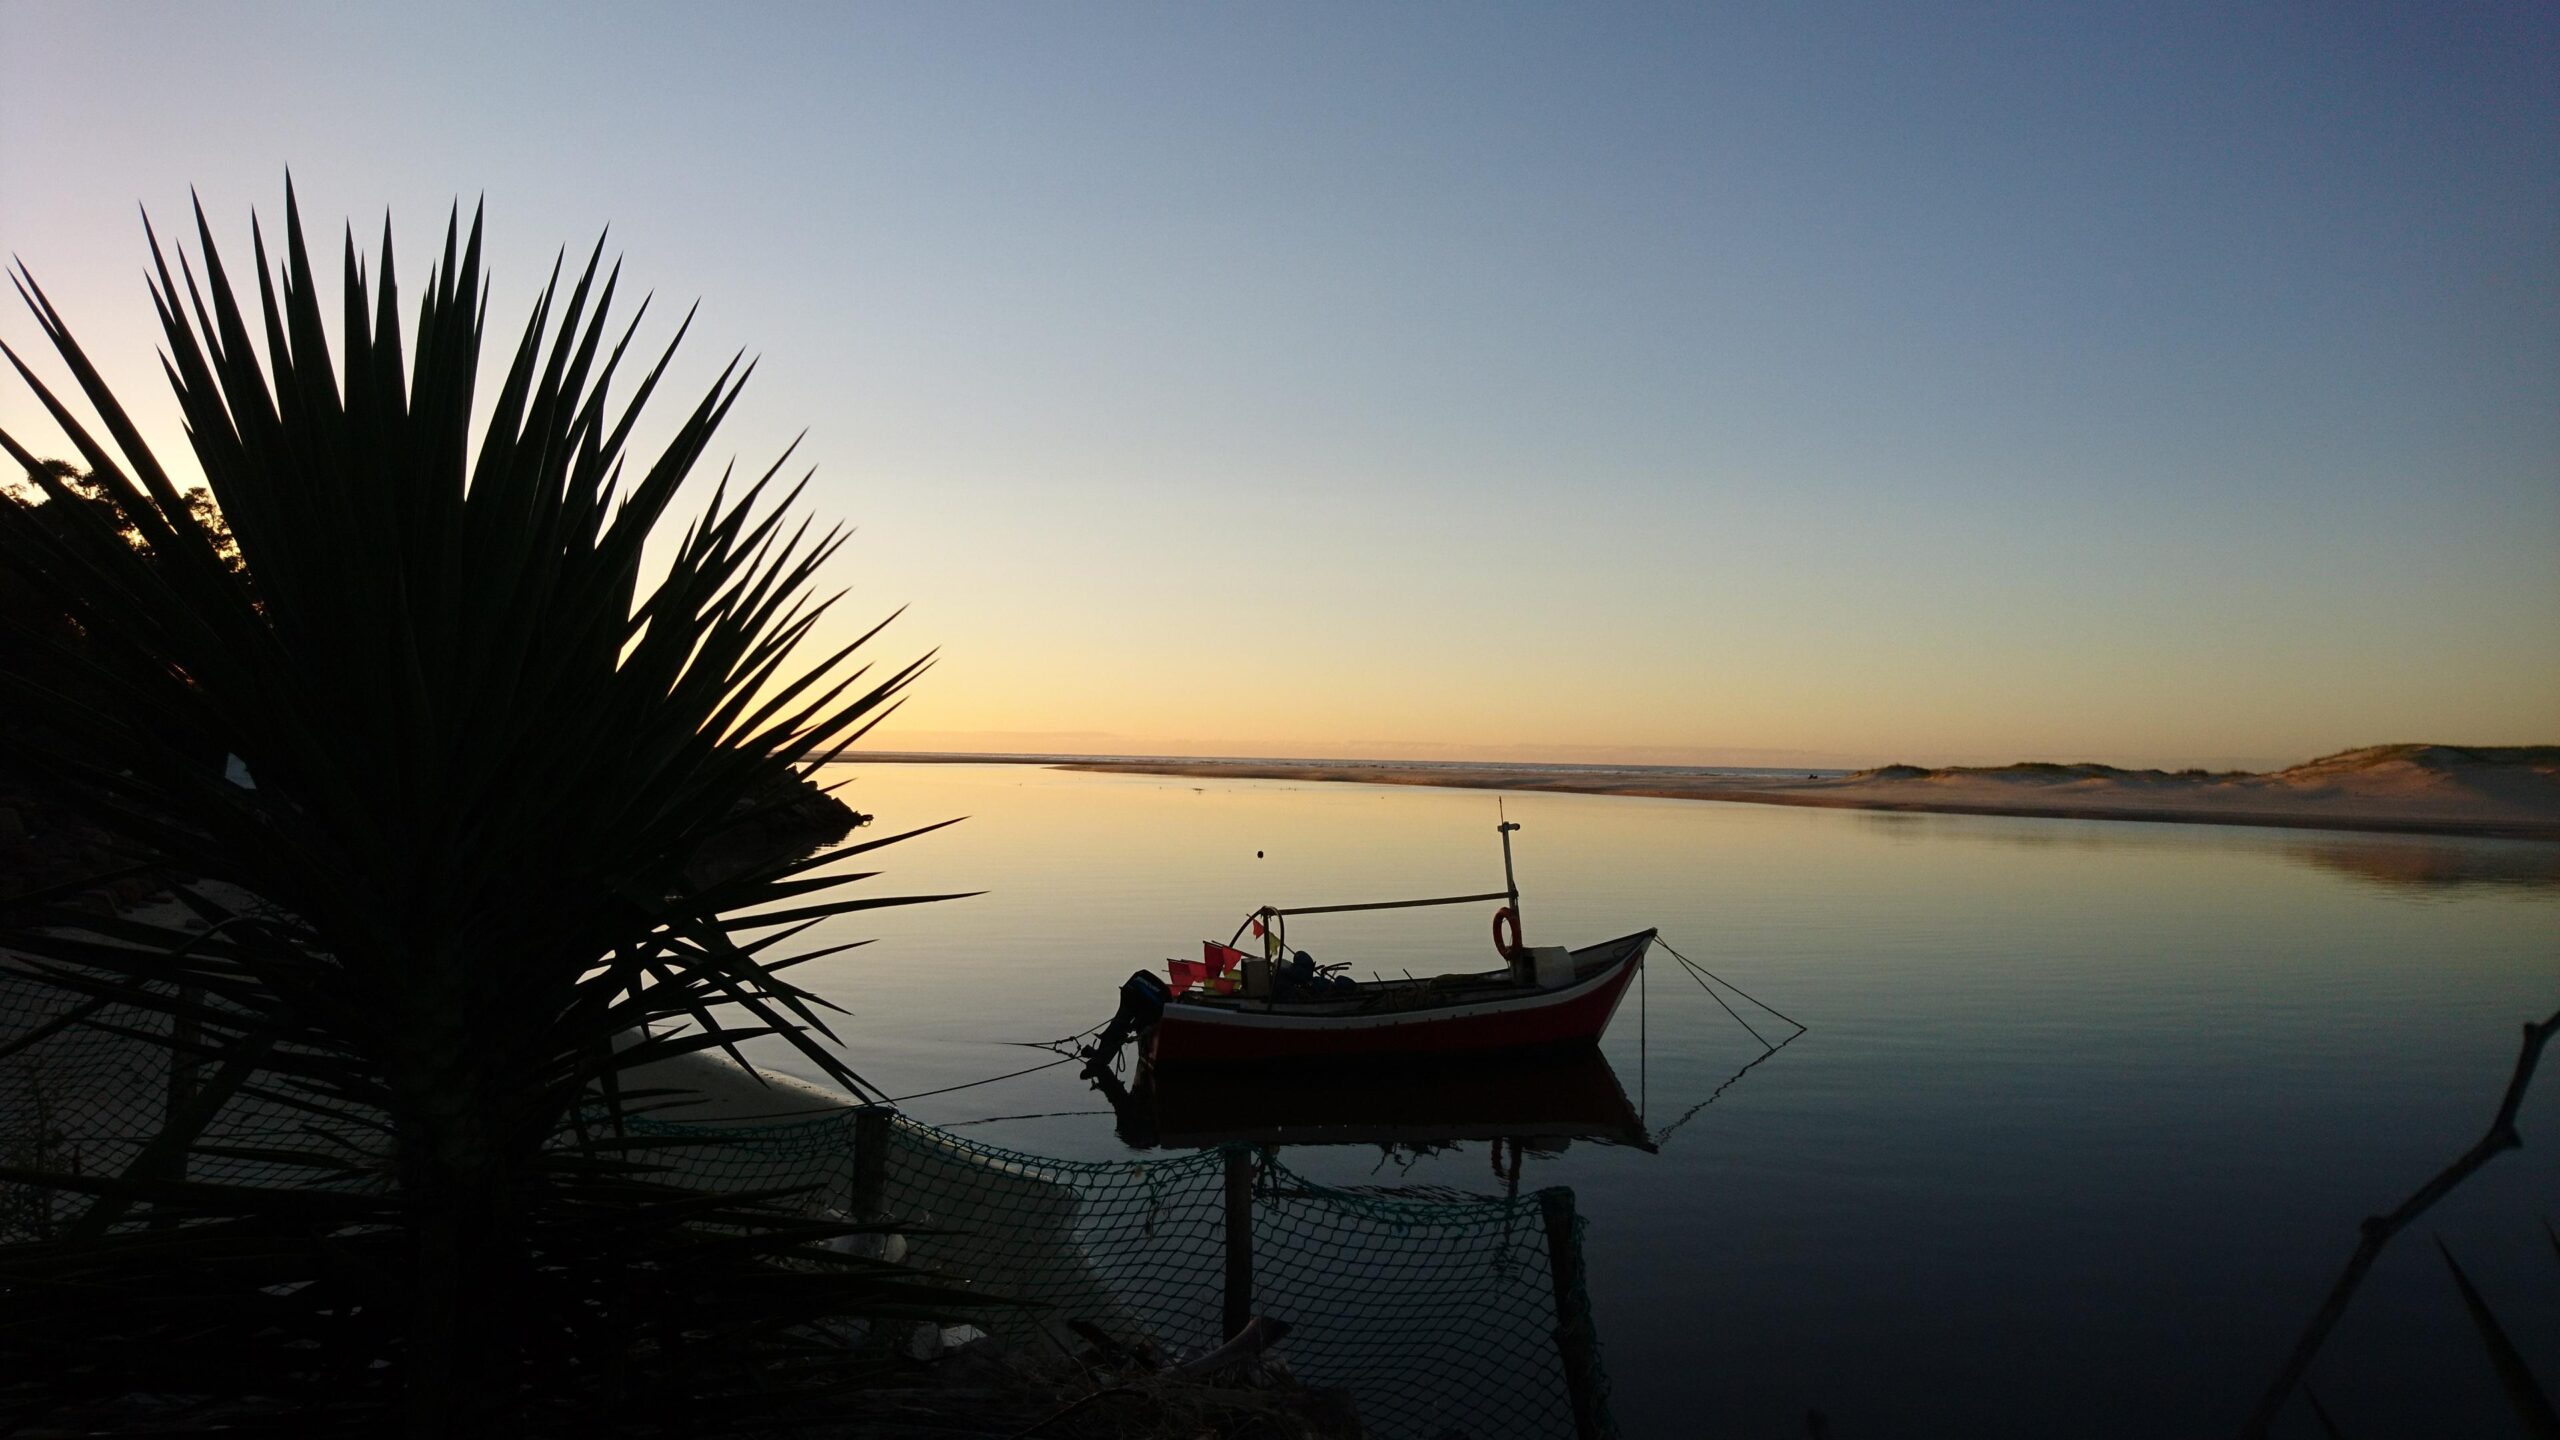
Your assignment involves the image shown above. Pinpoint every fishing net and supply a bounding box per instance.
[633,1107,1616,1440]
[0,962,383,1241]
[1,962,1616,1439]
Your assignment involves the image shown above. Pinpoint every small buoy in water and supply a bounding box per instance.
[1256,850,1264,858]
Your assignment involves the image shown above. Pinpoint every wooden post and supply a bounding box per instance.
[1540,1188,1603,1440]
[850,1106,890,1217]
[1223,1146,1255,1340]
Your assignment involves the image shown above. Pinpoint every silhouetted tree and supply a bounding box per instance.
[6,457,238,566]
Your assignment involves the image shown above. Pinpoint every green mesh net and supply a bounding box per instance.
[631,1108,1615,1440]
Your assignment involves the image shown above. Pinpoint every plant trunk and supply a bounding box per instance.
[401,1079,529,1436]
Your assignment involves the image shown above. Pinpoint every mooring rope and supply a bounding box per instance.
[1654,937,1809,1052]
[877,1052,1085,1105]
[869,1013,1124,1106]
[939,1107,1114,1130]
[1007,1018,1112,1056]
[1637,935,1812,1148]
[1691,961,1773,1048]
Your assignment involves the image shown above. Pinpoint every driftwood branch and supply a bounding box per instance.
[2241,1007,2560,1439]
[1164,1314,1290,1379]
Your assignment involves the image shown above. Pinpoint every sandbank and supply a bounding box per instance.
[854,745,2560,842]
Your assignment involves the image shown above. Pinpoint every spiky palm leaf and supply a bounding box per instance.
[0,186,975,1434]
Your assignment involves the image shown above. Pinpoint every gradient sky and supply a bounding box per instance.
[4,2,2553,769]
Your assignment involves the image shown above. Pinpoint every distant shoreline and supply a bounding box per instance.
[838,746,2560,842]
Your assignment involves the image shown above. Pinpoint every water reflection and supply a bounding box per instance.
[2278,837,2560,891]
[1849,808,2560,890]
[1090,1047,1653,1157]
[785,763,2560,1439]
[1078,1050,1641,1436]
[1644,1031,1802,1149]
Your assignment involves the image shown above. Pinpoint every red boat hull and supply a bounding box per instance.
[1147,931,1652,1065]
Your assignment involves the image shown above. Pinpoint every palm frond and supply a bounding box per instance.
[0,183,961,1433]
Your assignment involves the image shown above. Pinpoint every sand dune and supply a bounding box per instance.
[1034,744,2560,841]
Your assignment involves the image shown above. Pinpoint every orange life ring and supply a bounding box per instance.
[1492,906,1522,960]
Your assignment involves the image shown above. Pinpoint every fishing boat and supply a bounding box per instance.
[1085,819,1654,1068]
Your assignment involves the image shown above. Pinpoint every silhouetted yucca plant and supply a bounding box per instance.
[0,187,975,1435]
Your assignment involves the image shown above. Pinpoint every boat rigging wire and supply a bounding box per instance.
[1268,890,1514,919]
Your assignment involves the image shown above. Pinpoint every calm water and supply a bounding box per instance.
[749,762,2558,1439]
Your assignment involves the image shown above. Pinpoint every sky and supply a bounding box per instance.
[2,2,2553,770]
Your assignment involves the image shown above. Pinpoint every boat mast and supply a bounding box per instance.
[1497,809,1522,946]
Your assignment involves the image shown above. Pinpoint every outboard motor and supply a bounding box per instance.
[1082,969,1169,1073]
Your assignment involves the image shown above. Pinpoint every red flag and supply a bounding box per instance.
[1202,941,1245,976]
[1167,958,1206,995]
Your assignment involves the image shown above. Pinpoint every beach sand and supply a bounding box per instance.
[913,744,2560,841]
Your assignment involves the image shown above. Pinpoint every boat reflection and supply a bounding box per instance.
[1089,1046,1655,1157]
